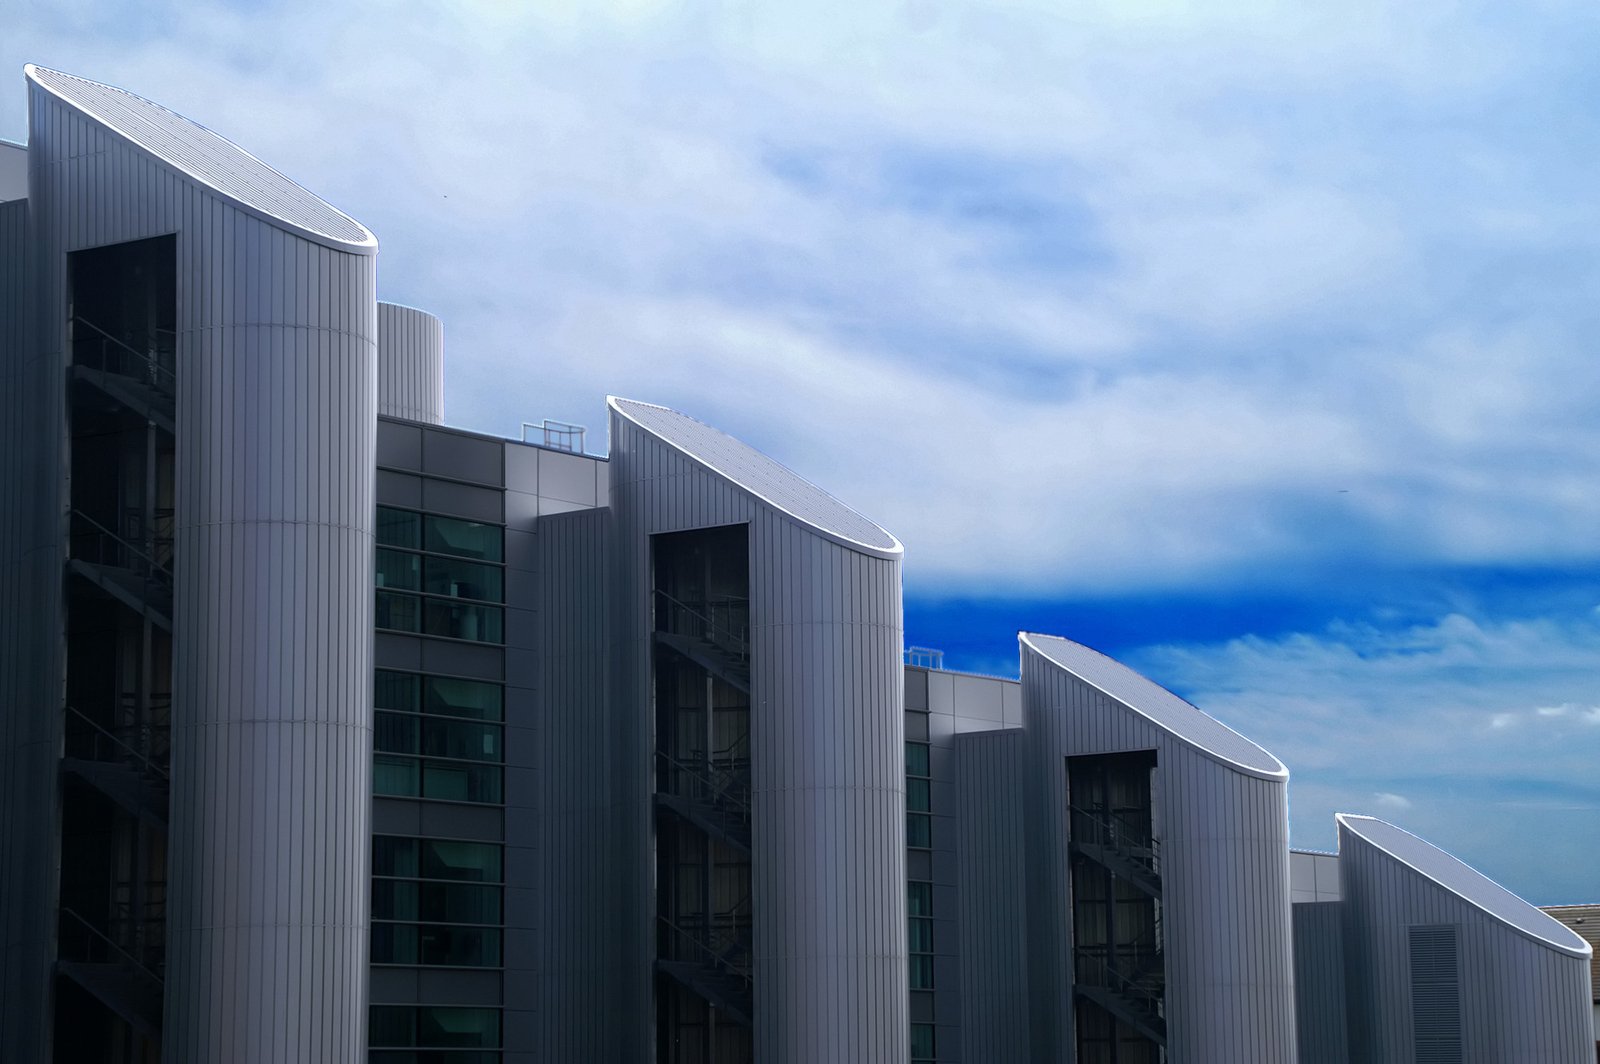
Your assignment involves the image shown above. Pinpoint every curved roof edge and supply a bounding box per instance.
[608,396,903,560]
[1020,632,1288,781]
[26,65,376,254]
[1336,813,1592,958]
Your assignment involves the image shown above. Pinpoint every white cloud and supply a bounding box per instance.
[1374,792,1412,810]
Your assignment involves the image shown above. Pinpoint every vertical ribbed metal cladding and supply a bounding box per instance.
[1337,816,1596,1063]
[1019,635,1298,1064]
[1293,902,1350,1064]
[511,505,618,1061]
[609,400,908,1063]
[376,301,444,424]
[953,728,1031,1063]
[1,185,60,1064]
[24,75,378,1062]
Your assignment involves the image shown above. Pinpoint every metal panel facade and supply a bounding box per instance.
[1293,901,1350,1064]
[953,727,1031,1062]
[1338,816,1596,1063]
[609,399,908,1063]
[24,69,377,1062]
[1020,634,1298,1063]
[377,301,445,424]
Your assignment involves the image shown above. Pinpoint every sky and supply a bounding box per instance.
[5,0,1597,905]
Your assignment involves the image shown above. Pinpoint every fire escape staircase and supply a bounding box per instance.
[66,509,174,632]
[56,906,164,1042]
[654,752,751,856]
[656,907,754,1027]
[652,590,750,694]
[69,315,176,434]
[1069,804,1167,1046]
[60,706,169,829]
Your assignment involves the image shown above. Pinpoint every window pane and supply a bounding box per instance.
[424,555,503,602]
[373,836,419,877]
[376,671,421,713]
[909,916,934,953]
[425,677,503,721]
[417,1006,501,1048]
[911,1022,937,1060]
[376,548,421,591]
[423,600,503,644]
[376,591,421,633]
[905,741,930,777]
[371,922,418,965]
[373,880,419,921]
[420,840,502,882]
[418,881,501,925]
[423,761,502,804]
[370,1005,416,1047]
[910,954,935,990]
[907,812,931,848]
[374,755,420,797]
[417,925,501,967]
[375,712,421,755]
[377,508,421,549]
[422,718,502,762]
[424,515,502,562]
[908,881,933,917]
[907,778,931,812]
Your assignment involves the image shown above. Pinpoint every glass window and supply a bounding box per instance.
[424,555,503,601]
[425,515,502,562]
[376,591,421,634]
[421,761,503,803]
[908,881,932,917]
[422,599,503,643]
[909,953,935,990]
[420,839,502,883]
[371,880,501,925]
[422,718,501,762]
[374,755,420,798]
[377,508,421,550]
[911,1022,937,1062]
[376,548,421,591]
[370,1006,501,1048]
[373,923,502,967]
[907,778,931,813]
[907,812,932,849]
[374,836,420,878]
[905,741,930,777]
[376,671,421,713]
[426,677,502,721]
[376,712,421,755]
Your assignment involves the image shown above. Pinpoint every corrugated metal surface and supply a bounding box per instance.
[377,301,444,424]
[1023,633,1284,778]
[610,400,908,1063]
[1020,633,1298,1063]
[0,184,60,1064]
[25,73,377,1062]
[953,728,1030,1063]
[1338,815,1596,1062]
[1293,901,1350,1064]
[26,65,375,251]
[609,397,901,556]
[507,503,618,1061]
[1539,905,1600,1000]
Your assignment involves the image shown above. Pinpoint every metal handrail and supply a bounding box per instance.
[71,315,176,393]
[654,588,749,662]
[70,508,173,583]
[657,749,751,817]
[658,912,753,989]
[64,705,169,781]
[58,906,165,986]
[1069,803,1160,868]
[1075,950,1164,1014]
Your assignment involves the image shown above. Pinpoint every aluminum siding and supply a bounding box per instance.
[510,503,618,1061]
[1020,636,1298,1063]
[0,184,61,1064]
[376,301,444,424]
[611,409,908,1063]
[24,80,377,1062]
[1338,819,1596,1063]
[953,727,1030,1063]
[1293,901,1350,1064]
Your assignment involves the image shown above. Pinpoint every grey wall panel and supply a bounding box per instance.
[376,301,444,424]
[954,728,1030,1063]
[0,186,59,1064]
[1338,817,1595,1063]
[610,402,908,1063]
[507,505,618,1062]
[1020,636,1298,1063]
[23,73,378,1063]
[1293,902,1349,1064]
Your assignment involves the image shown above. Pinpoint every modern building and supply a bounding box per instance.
[1,64,1593,1064]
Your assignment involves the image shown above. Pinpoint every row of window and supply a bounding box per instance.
[374,671,506,805]
[371,923,501,968]
[372,837,505,971]
[370,1005,500,1049]
[376,507,504,645]
[907,740,931,849]
[909,880,934,990]
[911,1022,936,1063]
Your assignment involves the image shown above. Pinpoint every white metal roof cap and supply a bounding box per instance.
[1022,632,1288,780]
[608,397,902,558]
[26,65,375,252]
[1337,813,1592,957]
